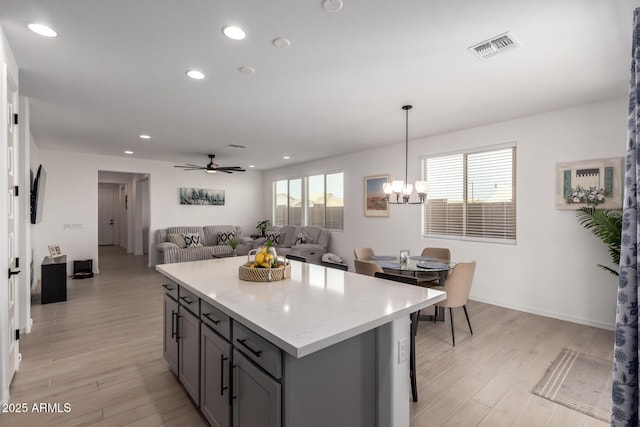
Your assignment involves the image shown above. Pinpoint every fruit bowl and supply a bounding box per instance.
[238,262,291,282]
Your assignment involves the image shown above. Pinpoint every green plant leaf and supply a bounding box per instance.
[576,207,622,277]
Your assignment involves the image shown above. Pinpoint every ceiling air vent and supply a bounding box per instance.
[468,32,519,59]
[226,144,247,149]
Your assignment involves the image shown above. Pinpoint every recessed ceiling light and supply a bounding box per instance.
[139,134,151,140]
[249,165,255,168]
[222,26,246,40]
[322,0,343,13]
[28,23,57,38]
[272,38,291,48]
[124,150,134,155]
[186,69,205,80]
[283,156,291,160]
[239,66,255,75]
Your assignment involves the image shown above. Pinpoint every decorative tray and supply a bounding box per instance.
[416,262,450,270]
[410,255,437,261]
[239,262,291,282]
[370,255,396,261]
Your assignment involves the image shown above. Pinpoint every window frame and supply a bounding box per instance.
[272,170,344,231]
[421,142,516,244]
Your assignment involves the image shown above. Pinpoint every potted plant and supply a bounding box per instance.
[576,206,622,276]
[256,219,271,237]
[227,238,240,256]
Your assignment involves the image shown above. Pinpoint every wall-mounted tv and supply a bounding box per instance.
[31,164,46,224]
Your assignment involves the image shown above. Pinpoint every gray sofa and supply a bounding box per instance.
[254,225,331,264]
[156,225,253,264]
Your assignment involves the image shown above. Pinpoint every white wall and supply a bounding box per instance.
[31,150,264,278]
[263,97,627,329]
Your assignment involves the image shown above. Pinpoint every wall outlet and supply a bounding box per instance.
[398,338,407,363]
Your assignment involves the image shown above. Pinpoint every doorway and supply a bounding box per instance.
[97,171,150,265]
[98,184,116,245]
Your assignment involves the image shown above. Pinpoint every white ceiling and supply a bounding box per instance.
[1,0,638,171]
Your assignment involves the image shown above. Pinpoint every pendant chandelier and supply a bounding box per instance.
[383,105,428,204]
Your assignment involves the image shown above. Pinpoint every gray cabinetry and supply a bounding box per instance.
[233,349,281,427]
[163,293,179,375]
[201,324,232,427]
[179,304,200,406]
[162,280,376,427]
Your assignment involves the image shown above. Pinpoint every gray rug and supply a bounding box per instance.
[532,348,612,422]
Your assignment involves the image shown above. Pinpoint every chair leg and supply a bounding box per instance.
[409,312,418,402]
[463,305,473,335]
[449,308,455,347]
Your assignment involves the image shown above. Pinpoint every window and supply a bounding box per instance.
[273,172,344,231]
[422,144,516,242]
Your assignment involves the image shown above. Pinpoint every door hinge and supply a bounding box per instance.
[13,113,18,125]
[15,330,19,340]
[14,185,19,196]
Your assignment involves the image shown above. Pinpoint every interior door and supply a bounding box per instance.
[98,186,115,245]
[5,69,19,387]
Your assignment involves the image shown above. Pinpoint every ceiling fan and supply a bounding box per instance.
[174,154,246,174]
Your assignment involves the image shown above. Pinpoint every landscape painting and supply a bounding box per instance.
[180,187,225,205]
[364,175,389,217]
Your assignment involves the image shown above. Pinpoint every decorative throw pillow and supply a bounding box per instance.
[293,232,310,246]
[182,233,203,248]
[217,231,235,245]
[168,233,187,248]
[265,231,281,246]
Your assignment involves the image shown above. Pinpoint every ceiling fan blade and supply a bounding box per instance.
[217,167,246,172]
[174,165,206,169]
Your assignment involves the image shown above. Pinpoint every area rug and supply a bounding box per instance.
[532,348,612,422]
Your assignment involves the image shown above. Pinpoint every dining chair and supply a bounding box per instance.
[353,247,375,260]
[421,247,450,260]
[353,259,383,276]
[321,260,348,271]
[417,247,451,285]
[285,254,307,263]
[374,271,421,402]
[430,261,476,346]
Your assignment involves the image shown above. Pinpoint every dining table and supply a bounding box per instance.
[364,254,454,322]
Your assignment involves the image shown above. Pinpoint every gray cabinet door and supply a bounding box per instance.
[179,306,200,406]
[163,294,179,375]
[233,350,281,427]
[201,325,231,427]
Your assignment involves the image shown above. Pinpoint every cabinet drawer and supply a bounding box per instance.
[161,279,178,300]
[201,300,231,341]
[233,322,282,380]
[179,286,200,316]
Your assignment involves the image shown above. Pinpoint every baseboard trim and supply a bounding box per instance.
[469,295,615,331]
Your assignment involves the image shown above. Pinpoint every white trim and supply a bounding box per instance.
[0,62,10,403]
[469,295,614,331]
[421,140,517,161]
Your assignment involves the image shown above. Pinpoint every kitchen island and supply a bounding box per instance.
[157,257,446,427]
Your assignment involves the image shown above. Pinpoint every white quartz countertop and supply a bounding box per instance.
[156,257,446,358]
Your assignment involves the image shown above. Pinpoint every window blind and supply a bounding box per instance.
[423,146,516,242]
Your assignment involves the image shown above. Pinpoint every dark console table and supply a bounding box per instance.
[41,255,67,304]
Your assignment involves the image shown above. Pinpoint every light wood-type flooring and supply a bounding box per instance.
[1,246,613,426]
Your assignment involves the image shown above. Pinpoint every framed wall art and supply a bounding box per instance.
[364,175,390,217]
[180,187,225,205]
[556,157,623,209]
